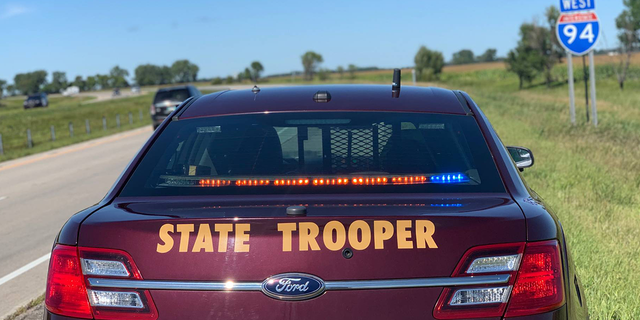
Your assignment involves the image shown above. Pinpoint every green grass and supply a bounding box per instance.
[0,94,154,162]
[436,69,640,320]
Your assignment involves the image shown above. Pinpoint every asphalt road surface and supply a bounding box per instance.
[0,126,152,319]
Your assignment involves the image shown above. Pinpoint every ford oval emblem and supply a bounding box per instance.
[261,273,325,301]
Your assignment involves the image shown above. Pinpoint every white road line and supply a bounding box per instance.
[0,253,50,287]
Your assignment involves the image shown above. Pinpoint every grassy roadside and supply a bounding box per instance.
[4,295,43,320]
[436,70,640,319]
[0,94,153,162]
[0,90,221,163]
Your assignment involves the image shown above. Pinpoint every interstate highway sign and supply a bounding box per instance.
[556,12,600,56]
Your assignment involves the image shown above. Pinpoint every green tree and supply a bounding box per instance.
[157,66,170,84]
[506,44,544,89]
[301,51,323,80]
[250,61,264,82]
[14,70,48,94]
[518,9,561,88]
[348,64,357,79]
[171,59,199,83]
[96,74,110,89]
[135,64,161,86]
[243,68,253,82]
[545,6,564,63]
[517,22,556,87]
[109,65,129,88]
[73,76,86,91]
[86,76,97,91]
[0,79,6,98]
[336,66,345,79]
[477,48,498,62]
[6,84,16,96]
[50,71,68,93]
[211,77,223,85]
[158,66,172,84]
[414,46,445,81]
[614,0,640,90]
[451,49,475,65]
[226,75,234,84]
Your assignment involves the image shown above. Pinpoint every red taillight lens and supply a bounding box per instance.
[46,245,158,320]
[45,245,93,319]
[434,240,565,319]
[505,240,565,317]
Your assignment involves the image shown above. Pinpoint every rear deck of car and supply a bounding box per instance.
[179,85,470,119]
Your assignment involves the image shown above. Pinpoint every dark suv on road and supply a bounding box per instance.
[23,93,48,109]
[150,85,201,129]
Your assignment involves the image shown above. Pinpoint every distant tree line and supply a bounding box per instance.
[134,60,199,86]
[1,59,200,96]
[450,48,499,65]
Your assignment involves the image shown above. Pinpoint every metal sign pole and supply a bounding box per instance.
[588,51,598,127]
[582,56,589,122]
[567,52,576,125]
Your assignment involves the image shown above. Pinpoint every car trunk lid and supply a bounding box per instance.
[79,194,524,319]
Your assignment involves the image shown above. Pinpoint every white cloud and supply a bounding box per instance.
[0,4,32,20]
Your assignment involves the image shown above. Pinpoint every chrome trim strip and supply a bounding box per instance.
[324,274,509,290]
[88,274,509,291]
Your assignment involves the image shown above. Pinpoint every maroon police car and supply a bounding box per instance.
[45,79,588,319]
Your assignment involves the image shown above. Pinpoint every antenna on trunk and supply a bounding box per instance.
[392,68,401,98]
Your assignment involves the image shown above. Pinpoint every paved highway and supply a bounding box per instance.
[0,126,152,318]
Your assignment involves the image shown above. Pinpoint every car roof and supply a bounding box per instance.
[180,85,469,119]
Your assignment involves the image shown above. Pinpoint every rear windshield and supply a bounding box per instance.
[120,112,505,196]
[27,95,41,100]
[154,89,190,103]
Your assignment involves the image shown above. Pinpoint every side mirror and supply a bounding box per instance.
[507,146,534,171]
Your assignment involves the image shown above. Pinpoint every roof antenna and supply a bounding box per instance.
[392,68,401,98]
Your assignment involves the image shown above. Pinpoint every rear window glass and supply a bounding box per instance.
[120,112,505,196]
[154,89,191,103]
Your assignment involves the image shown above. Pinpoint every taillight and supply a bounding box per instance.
[149,104,156,115]
[504,240,565,317]
[45,245,92,319]
[45,245,158,320]
[433,240,564,319]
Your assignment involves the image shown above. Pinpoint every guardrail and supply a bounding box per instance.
[0,109,148,159]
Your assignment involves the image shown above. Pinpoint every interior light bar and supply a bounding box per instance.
[195,173,469,187]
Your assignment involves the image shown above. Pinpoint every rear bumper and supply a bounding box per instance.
[44,302,571,320]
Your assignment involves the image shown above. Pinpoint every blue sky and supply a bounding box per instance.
[0,0,624,83]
